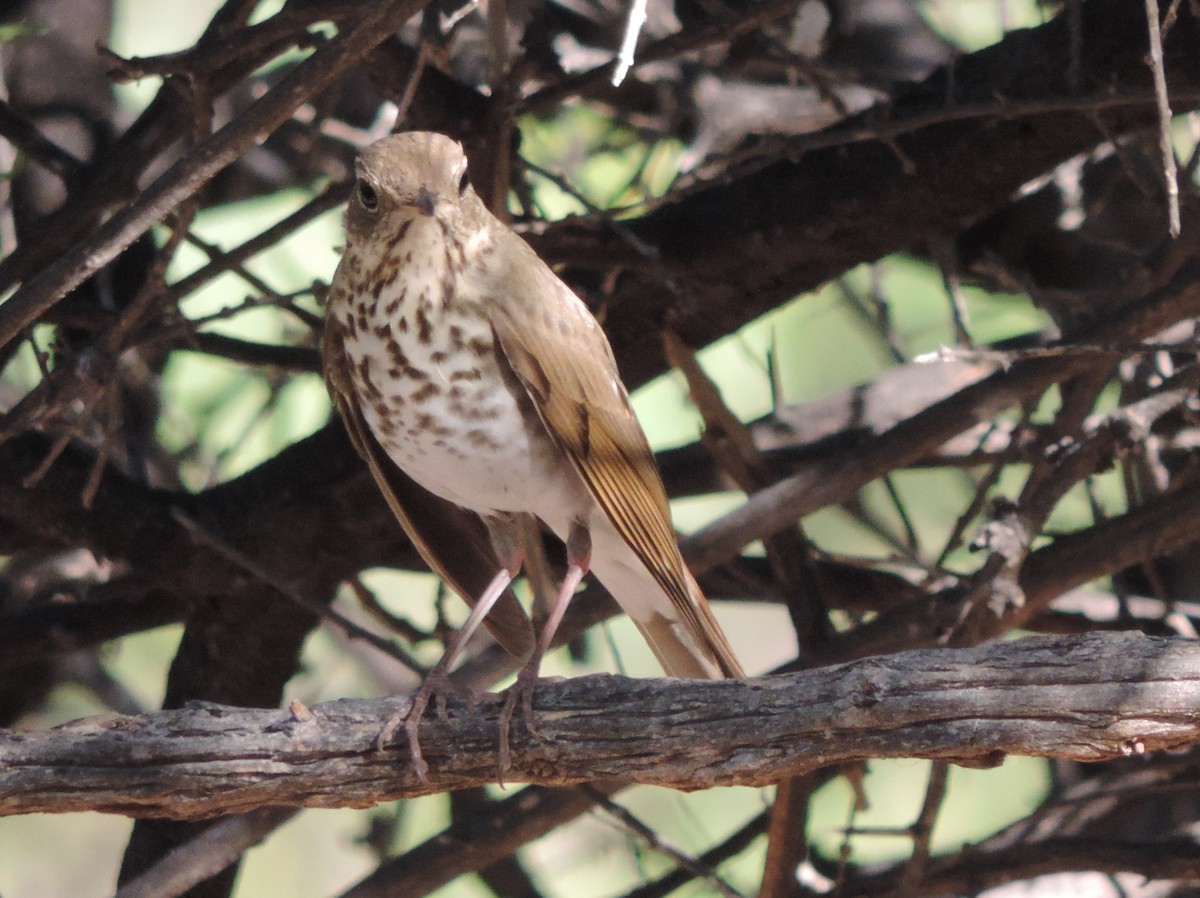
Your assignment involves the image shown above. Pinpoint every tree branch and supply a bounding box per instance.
[534,0,1200,389]
[0,0,424,351]
[2,632,1196,819]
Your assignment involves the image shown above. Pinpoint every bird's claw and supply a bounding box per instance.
[496,665,550,782]
[376,668,473,781]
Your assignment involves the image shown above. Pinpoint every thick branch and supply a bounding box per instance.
[836,839,1200,898]
[533,0,1200,389]
[1,633,1196,819]
[0,428,419,671]
[683,268,1200,572]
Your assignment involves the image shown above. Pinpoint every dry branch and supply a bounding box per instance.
[1,632,1196,819]
[4,0,1199,894]
[537,0,1200,389]
[0,0,424,351]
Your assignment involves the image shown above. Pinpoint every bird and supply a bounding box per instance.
[322,131,743,776]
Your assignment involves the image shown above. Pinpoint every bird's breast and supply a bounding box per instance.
[332,248,584,524]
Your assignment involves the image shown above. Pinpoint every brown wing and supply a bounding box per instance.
[323,317,535,661]
[485,236,741,677]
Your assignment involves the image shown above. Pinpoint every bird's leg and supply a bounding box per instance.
[498,522,590,777]
[378,542,524,780]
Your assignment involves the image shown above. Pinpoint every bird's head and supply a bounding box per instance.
[345,131,479,243]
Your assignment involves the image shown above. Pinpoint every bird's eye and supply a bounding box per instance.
[457,167,470,198]
[357,180,379,212]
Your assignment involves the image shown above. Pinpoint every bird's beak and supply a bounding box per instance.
[415,187,438,217]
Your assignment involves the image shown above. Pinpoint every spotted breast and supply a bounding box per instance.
[325,131,743,693]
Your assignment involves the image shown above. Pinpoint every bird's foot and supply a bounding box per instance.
[497,663,558,782]
[376,668,474,780]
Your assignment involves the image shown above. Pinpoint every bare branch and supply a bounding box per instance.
[0,0,423,351]
[113,808,297,898]
[2,633,1196,819]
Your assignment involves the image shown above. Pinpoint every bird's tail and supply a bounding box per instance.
[588,522,744,679]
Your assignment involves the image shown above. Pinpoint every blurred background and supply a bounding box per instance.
[1,0,1197,896]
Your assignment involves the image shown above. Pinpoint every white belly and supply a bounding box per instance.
[340,302,586,530]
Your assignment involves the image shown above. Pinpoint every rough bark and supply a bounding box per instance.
[2,633,1195,818]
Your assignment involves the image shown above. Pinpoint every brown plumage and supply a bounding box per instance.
[323,132,742,773]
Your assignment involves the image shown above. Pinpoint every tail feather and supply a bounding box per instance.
[588,522,743,679]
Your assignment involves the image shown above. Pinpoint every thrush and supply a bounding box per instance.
[323,131,743,776]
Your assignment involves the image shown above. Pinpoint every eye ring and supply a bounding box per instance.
[457,167,470,198]
[357,180,379,212]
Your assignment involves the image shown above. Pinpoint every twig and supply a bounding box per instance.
[611,0,648,87]
[584,786,747,898]
[681,269,1200,574]
[0,0,423,352]
[630,810,775,898]
[668,87,1200,205]
[176,333,320,372]
[1145,0,1181,236]
[758,777,815,898]
[339,783,623,897]
[171,508,425,674]
[523,0,804,112]
[113,808,297,898]
[0,99,83,180]
[898,761,950,893]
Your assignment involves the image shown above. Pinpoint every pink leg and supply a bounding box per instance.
[379,525,524,780]
[497,522,591,778]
